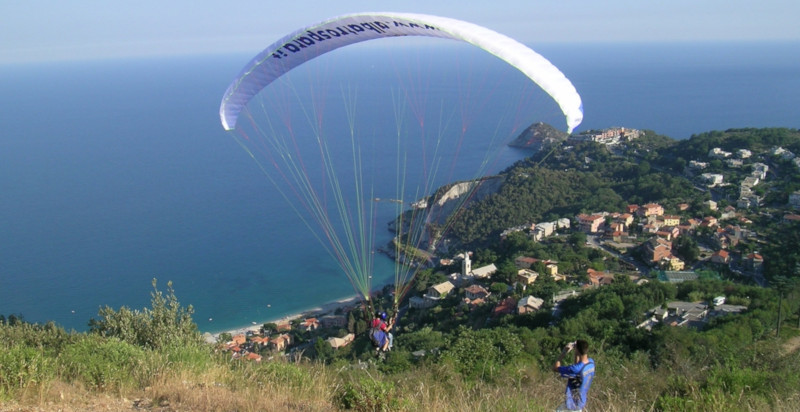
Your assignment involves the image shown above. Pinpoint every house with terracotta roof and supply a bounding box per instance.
[645,237,673,264]
[577,213,605,233]
[587,268,614,287]
[493,297,517,316]
[711,250,731,264]
[270,334,293,351]
[639,203,664,217]
[700,216,718,229]
[744,253,764,273]
[461,297,486,310]
[232,334,247,346]
[514,256,537,269]
[301,318,320,331]
[465,284,490,300]
[246,352,263,362]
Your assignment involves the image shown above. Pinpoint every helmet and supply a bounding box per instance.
[380,312,387,320]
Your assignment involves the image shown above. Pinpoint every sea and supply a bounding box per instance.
[0,41,798,333]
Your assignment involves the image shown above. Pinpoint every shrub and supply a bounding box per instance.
[334,377,397,412]
[59,335,146,390]
[89,279,200,349]
[0,344,55,398]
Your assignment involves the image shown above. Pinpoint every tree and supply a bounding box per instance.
[772,276,791,337]
[569,231,587,247]
[674,235,700,263]
[314,337,333,362]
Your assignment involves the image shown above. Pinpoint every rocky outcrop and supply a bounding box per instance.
[425,175,504,226]
[508,122,568,151]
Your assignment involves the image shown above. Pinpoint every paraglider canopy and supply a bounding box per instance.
[220,12,583,133]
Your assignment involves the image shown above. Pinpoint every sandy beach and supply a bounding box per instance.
[208,294,364,342]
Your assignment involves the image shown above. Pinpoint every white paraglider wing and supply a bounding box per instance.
[220,12,583,133]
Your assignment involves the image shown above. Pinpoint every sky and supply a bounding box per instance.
[2,0,800,64]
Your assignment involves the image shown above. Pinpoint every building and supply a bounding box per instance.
[700,173,724,186]
[514,256,537,269]
[327,333,355,349]
[660,271,698,283]
[517,296,545,314]
[569,127,640,145]
[661,215,681,226]
[587,268,614,287]
[577,213,605,233]
[516,269,539,286]
[409,296,435,309]
[744,253,764,273]
[320,314,347,329]
[426,281,455,299]
[663,256,685,271]
[493,297,517,316]
[645,237,673,264]
[639,203,664,217]
[711,250,731,265]
[471,264,498,279]
[708,147,732,158]
[465,284,490,300]
[270,334,293,351]
[300,318,320,331]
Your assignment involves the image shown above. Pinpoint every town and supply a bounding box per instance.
[217,126,800,362]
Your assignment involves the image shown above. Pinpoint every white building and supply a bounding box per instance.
[701,173,724,186]
[471,264,498,279]
[709,147,732,159]
[751,163,769,180]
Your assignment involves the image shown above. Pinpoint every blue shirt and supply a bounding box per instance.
[558,358,595,410]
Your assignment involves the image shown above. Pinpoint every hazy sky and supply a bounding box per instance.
[3,0,799,64]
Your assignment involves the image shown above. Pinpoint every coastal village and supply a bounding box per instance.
[217,126,799,361]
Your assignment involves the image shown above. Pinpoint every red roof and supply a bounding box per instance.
[492,297,517,316]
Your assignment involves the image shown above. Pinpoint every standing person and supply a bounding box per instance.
[553,339,595,411]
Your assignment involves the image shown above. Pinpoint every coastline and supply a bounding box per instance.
[208,294,363,342]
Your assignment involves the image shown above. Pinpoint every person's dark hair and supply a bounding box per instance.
[576,339,589,356]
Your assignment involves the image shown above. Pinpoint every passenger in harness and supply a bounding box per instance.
[369,311,393,352]
[553,339,595,411]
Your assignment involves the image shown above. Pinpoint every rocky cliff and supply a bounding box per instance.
[508,121,568,151]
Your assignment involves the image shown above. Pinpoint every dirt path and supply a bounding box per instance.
[782,335,800,355]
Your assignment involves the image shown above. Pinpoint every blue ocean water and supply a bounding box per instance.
[0,42,797,332]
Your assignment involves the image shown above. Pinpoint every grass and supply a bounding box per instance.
[3,316,800,411]
[3,340,799,412]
